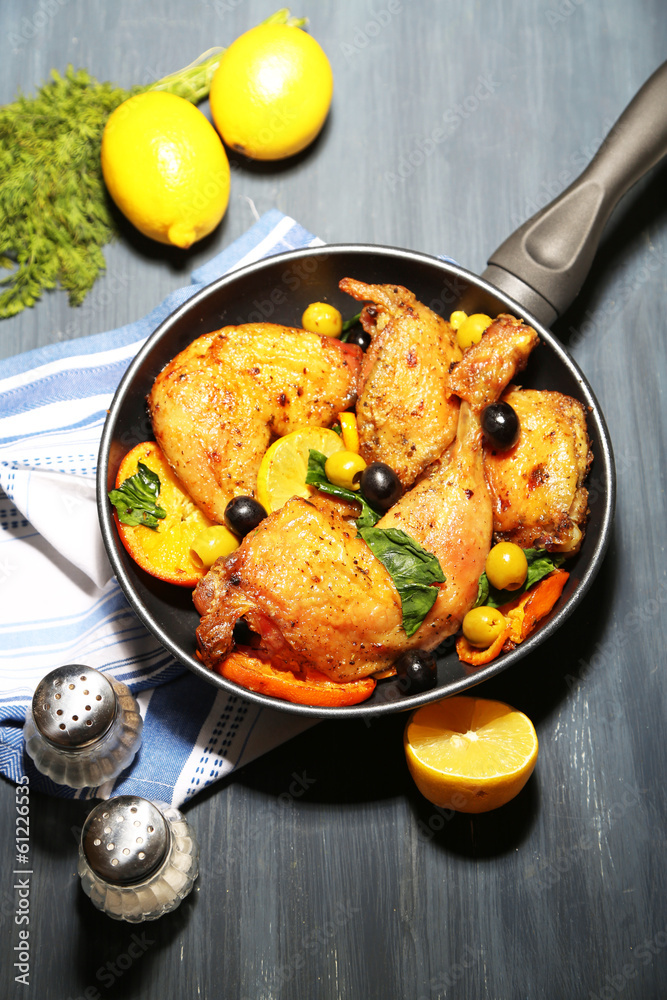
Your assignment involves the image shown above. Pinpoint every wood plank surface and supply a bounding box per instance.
[1,1,666,998]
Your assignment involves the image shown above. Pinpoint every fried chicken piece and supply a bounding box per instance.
[483,386,592,553]
[448,314,539,409]
[195,496,408,681]
[379,315,540,648]
[195,315,539,681]
[148,324,362,523]
[375,401,492,649]
[339,278,462,488]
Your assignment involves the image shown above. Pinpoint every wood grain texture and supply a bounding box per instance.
[1,1,666,998]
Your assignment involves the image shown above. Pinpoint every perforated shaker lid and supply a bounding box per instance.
[32,665,116,749]
[82,796,170,885]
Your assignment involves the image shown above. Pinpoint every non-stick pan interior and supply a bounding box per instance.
[97,245,615,718]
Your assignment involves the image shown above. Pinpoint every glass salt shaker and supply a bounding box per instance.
[23,665,142,788]
[78,795,199,922]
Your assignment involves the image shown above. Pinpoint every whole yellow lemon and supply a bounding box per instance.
[101,91,230,248]
[209,24,333,160]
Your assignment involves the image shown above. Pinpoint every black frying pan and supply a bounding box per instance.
[97,61,667,718]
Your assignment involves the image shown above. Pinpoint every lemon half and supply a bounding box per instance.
[404,696,538,813]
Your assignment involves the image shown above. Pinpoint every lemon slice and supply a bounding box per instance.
[404,696,538,813]
[256,427,344,513]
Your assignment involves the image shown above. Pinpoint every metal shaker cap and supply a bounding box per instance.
[82,796,170,885]
[32,666,116,749]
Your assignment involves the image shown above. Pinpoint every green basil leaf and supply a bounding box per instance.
[305,450,445,635]
[474,547,565,609]
[476,572,490,608]
[524,547,566,588]
[306,450,381,527]
[359,526,446,637]
[108,461,166,529]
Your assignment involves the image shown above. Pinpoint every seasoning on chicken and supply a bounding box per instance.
[148,323,362,523]
[194,494,407,680]
[339,278,462,488]
[448,314,539,410]
[379,313,539,650]
[194,312,539,682]
[483,387,592,553]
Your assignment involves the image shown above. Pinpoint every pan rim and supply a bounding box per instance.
[96,242,616,719]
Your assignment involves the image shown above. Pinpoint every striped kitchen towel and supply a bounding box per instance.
[0,210,320,808]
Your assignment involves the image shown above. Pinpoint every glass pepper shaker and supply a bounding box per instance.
[78,795,199,922]
[23,665,142,788]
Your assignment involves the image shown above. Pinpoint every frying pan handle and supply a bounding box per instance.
[482,60,667,326]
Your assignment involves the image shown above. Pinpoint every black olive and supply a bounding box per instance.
[481,402,520,450]
[395,650,437,694]
[345,327,371,351]
[359,462,402,511]
[224,496,267,537]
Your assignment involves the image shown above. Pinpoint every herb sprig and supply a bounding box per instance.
[108,463,166,529]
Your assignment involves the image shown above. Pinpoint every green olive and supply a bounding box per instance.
[302,302,343,338]
[456,313,492,349]
[324,450,367,490]
[449,309,467,331]
[485,542,528,591]
[462,606,507,648]
[190,525,239,568]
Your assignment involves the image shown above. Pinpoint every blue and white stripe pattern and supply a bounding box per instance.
[0,211,319,807]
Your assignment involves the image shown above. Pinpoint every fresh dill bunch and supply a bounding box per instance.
[0,68,140,317]
[0,8,305,319]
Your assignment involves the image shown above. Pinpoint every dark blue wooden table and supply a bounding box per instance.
[1,2,666,998]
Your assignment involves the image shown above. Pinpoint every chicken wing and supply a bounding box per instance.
[148,324,362,523]
[339,278,462,487]
[484,387,592,553]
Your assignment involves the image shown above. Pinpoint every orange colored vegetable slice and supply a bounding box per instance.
[114,441,213,587]
[216,649,376,707]
[456,623,511,666]
[502,569,569,646]
[456,569,570,666]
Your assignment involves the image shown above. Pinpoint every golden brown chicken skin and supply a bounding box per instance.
[195,315,539,682]
[339,278,462,488]
[195,496,407,680]
[483,386,592,553]
[380,314,539,648]
[148,324,362,523]
[448,315,539,410]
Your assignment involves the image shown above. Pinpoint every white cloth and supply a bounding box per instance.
[0,210,322,806]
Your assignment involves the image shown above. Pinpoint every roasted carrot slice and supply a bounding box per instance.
[456,569,570,666]
[216,649,376,707]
